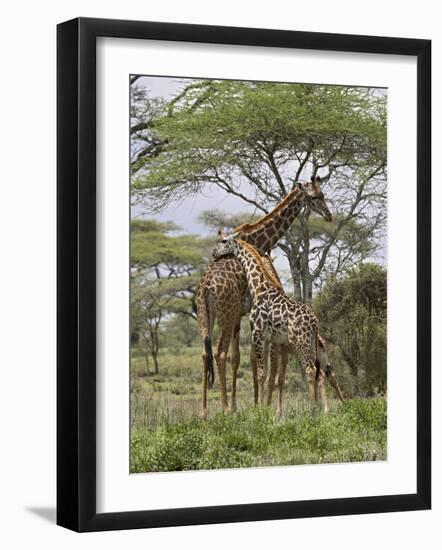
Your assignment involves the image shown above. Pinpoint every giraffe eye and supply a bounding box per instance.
[311,192,324,200]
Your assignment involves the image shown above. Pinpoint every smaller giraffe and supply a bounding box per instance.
[260,255,344,414]
[213,238,341,413]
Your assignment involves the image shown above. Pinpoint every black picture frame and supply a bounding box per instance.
[57,17,431,532]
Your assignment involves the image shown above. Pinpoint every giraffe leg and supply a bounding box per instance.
[325,364,345,402]
[314,361,328,413]
[252,331,267,405]
[260,341,270,404]
[198,330,213,420]
[317,337,344,403]
[215,331,231,414]
[250,345,258,405]
[199,341,208,419]
[267,343,279,406]
[300,352,317,401]
[196,286,213,420]
[293,338,329,413]
[230,322,241,413]
[303,360,327,412]
[276,345,288,417]
[303,363,317,401]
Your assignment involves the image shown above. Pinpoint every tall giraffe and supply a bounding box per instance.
[196,177,332,418]
[212,237,336,413]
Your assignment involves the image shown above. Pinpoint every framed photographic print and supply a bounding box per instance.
[57,17,431,532]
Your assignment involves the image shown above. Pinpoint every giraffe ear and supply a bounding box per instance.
[217,228,226,241]
[312,176,321,194]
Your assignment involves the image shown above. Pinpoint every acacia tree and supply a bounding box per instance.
[130,219,209,372]
[132,80,387,302]
[130,82,166,177]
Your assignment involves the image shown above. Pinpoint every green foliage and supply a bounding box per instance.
[163,315,199,349]
[315,263,387,394]
[131,398,387,472]
[130,341,387,472]
[317,263,387,316]
[130,83,166,175]
[134,81,386,204]
[198,209,261,232]
[131,218,208,272]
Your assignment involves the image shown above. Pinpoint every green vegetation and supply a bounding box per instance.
[315,263,387,395]
[131,397,386,473]
[130,263,387,473]
[130,341,387,473]
[130,219,209,373]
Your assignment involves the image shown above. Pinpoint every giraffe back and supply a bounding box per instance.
[196,256,250,325]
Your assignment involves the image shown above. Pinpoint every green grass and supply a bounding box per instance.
[130,345,387,473]
[131,398,387,473]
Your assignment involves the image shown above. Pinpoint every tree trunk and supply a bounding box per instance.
[152,351,159,375]
[285,241,302,301]
[301,273,313,304]
[288,261,302,301]
[150,329,160,374]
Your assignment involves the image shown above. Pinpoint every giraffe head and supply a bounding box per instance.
[212,232,238,259]
[212,227,234,259]
[217,228,227,241]
[298,176,333,222]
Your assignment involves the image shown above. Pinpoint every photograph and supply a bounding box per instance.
[0,1,434,541]
[129,75,388,474]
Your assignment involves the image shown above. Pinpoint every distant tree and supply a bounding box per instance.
[314,263,387,395]
[131,219,208,278]
[130,219,208,372]
[163,314,199,350]
[132,80,387,302]
[198,209,261,233]
[131,279,163,373]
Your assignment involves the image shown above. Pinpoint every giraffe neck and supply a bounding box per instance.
[235,188,305,254]
[235,241,282,301]
[261,255,284,289]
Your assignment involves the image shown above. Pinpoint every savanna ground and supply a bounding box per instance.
[130,342,387,473]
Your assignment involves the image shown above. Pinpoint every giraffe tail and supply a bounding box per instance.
[314,329,321,381]
[198,287,215,388]
[204,336,215,388]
